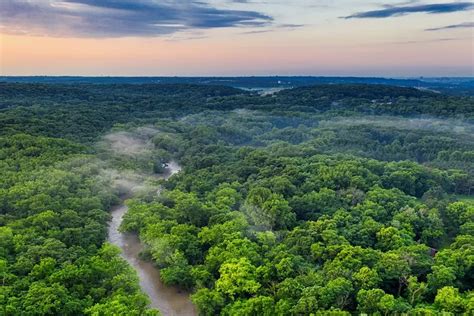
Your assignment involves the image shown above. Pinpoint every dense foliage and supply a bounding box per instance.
[0,82,473,314]
[122,138,474,314]
[0,134,159,315]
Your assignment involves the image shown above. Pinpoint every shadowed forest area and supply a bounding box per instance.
[1,82,473,315]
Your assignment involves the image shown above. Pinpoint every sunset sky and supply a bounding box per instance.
[1,0,473,76]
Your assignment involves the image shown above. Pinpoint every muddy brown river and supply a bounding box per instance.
[107,161,197,316]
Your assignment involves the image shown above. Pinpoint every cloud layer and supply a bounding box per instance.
[425,21,474,31]
[345,2,474,19]
[0,0,272,37]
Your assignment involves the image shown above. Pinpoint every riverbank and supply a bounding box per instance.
[107,161,197,316]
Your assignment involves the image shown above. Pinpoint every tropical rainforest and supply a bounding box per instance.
[1,81,473,315]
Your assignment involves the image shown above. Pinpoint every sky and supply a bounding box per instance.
[0,0,473,76]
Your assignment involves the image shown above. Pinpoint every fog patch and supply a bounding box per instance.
[92,126,175,197]
[319,116,474,136]
[99,168,148,196]
[103,132,149,156]
[100,126,161,157]
[232,108,255,116]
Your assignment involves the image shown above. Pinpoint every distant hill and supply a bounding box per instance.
[1,76,473,95]
[277,84,433,99]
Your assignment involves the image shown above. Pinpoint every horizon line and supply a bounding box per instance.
[1,75,473,79]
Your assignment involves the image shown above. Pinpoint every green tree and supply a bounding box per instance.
[406,276,427,306]
[216,258,261,299]
[353,266,381,290]
[434,286,466,314]
[243,187,296,230]
[191,288,225,316]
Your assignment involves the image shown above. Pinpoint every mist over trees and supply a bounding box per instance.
[1,82,473,314]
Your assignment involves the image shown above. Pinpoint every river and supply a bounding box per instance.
[107,161,197,316]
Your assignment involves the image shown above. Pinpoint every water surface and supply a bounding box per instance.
[108,162,197,316]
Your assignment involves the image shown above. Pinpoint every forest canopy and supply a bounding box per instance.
[0,82,473,315]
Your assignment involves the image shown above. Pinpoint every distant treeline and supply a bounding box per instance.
[1,76,473,95]
[0,83,472,142]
